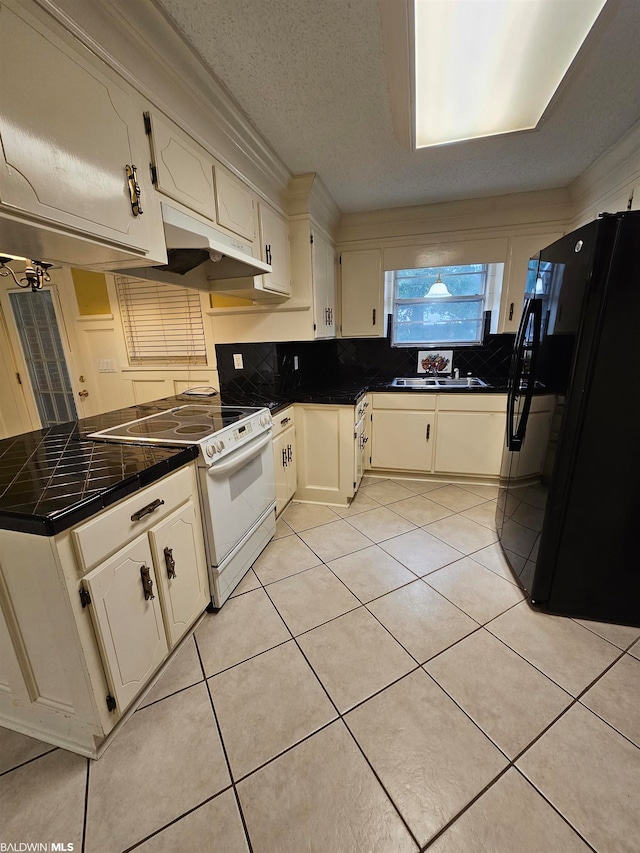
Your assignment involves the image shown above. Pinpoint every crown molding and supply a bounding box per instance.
[288,174,342,237]
[569,119,640,216]
[337,187,571,245]
[33,0,292,205]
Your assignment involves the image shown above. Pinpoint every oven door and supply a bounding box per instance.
[199,430,275,566]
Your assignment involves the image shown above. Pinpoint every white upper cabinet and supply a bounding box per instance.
[214,164,256,242]
[340,249,384,337]
[312,230,336,338]
[499,232,564,333]
[258,202,291,295]
[144,111,215,220]
[0,1,164,265]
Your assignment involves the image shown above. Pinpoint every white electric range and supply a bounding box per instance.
[90,403,275,607]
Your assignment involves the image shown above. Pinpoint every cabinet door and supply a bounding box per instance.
[285,429,297,502]
[149,501,209,648]
[273,430,289,516]
[0,2,154,252]
[500,233,564,333]
[371,410,434,471]
[84,534,168,713]
[145,112,215,220]
[434,411,505,476]
[312,232,336,338]
[516,409,552,478]
[341,249,384,337]
[259,203,291,295]
[214,165,255,241]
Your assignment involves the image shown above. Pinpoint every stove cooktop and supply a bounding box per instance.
[89,404,267,445]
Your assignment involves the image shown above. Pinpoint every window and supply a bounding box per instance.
[115,276,208,365]
[391,264,487,347]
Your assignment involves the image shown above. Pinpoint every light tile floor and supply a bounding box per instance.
[2,476,640,852]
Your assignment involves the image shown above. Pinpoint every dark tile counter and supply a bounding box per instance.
[0,378,513,537]
[0,417,198,536]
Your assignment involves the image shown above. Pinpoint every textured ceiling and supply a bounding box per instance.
[154,0,640,213]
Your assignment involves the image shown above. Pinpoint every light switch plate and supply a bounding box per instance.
[97,359,117,373]
[233,353,244,369]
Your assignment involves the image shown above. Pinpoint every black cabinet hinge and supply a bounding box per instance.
[313,323,316,330]
[339,255,342,264]
[106,694,117,712]
[79,587,91,608]
[310,233,314,244]
[353,481,356,489]
[143,112,152,135]
[150,164,158,185]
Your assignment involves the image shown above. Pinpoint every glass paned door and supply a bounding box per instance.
[9,290,78,426]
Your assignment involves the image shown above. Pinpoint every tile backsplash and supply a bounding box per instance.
[216,329,515,394]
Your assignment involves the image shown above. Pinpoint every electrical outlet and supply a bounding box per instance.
[293,355,299,370]
[233,353,244,369]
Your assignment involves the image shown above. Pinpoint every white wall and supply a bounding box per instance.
[0,267,220,438]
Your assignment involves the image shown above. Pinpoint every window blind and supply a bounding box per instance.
[115,276,208,365]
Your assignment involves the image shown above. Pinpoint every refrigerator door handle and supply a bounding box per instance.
[507,299,542,451]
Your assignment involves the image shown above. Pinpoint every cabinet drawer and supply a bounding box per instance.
[73,465,196,573]
[436,394,507,413]
[373,393,437,411]
[272,407,295,438]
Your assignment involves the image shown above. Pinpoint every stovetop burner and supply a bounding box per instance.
[88,404,269,446]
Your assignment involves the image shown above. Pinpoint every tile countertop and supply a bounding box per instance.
[0,379,511,537]
[0,412,199,537]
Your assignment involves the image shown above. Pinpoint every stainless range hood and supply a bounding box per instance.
[117,204,280,300]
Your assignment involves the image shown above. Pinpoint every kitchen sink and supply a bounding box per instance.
[392,377,487,388]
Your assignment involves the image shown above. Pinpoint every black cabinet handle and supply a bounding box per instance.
[426,423,431,441]
[131,498,164,522]
[509,302,514,321]
[280,416,290,426]
[287,444,292,463]
[372,308,376,326]
[282,447,288,468]
[164,547,176,579]
[140,565,154,600]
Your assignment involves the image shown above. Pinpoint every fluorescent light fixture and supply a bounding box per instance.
[415,0,607,148]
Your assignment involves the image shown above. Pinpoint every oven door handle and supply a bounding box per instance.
[206,431,272,477]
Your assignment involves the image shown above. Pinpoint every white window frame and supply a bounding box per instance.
[391,264,489,348]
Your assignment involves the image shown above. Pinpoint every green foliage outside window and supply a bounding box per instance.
[392,264,487,346]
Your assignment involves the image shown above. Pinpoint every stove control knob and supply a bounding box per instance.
[260,413,271,427]
[215,439,225,452]
[205,443,216,457]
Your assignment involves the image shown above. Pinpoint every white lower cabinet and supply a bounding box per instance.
[295,404,358,504]
[149,501,209,648]
[0,463,209,758]
[84,534,168,713]
[371,394,436,472]
[272,407,297,515]
[434,395,508,477]
[371,393,508,479]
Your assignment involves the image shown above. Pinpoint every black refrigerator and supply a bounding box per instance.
[496,210,640,627]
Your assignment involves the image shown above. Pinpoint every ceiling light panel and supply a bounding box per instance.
[415,0,607,148]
